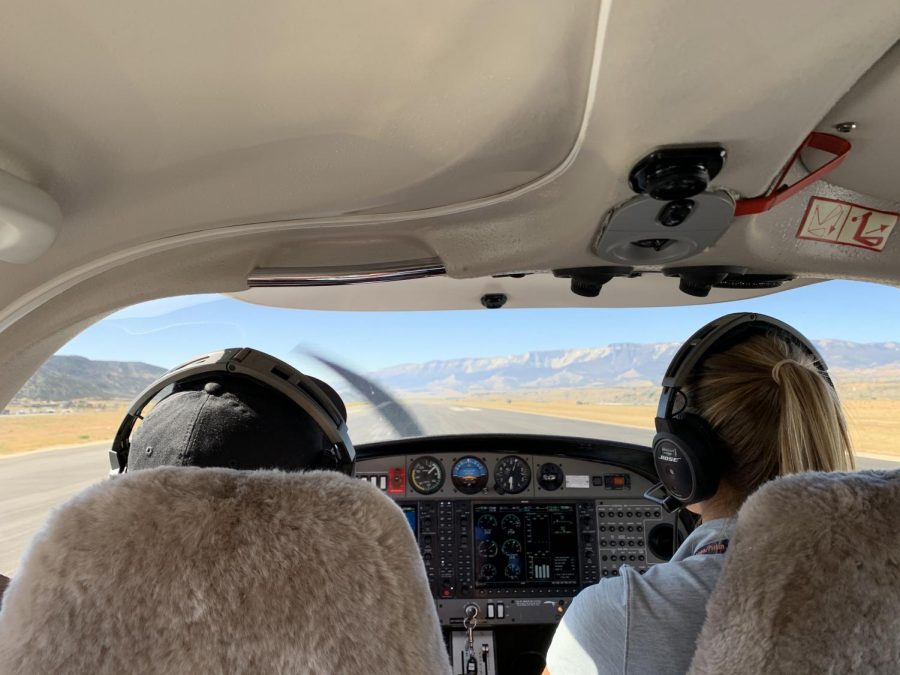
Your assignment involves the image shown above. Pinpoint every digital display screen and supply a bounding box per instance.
[401,505,417,537]
[604,473,630,490]
[473,504,579,588]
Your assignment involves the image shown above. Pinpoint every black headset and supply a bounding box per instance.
[110,347,355,475]
[649,312,831,510]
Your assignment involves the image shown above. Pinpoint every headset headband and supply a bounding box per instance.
[656,312,830,433]
[111,347,355,474]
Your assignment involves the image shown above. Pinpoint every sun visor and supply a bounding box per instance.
[335,0,601,212]
[0,1,602,224]
[806,43,900,203]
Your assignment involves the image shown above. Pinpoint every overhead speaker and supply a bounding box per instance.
[594,191,735,265]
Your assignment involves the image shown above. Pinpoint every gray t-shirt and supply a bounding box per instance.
[546,517,737,675]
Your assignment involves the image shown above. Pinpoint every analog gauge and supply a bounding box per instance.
[537,462,565,491]
[479,564,497,582]
[408,456,445,495]
[477,514,498,530]
[493,456,532,495]
[500,514,521,531]
[451,456,489,495]
[479,540,499,558]
[501,539,522,556]
[504,563,522,580]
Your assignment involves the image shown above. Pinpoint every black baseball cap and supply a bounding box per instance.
[126,373,347,472]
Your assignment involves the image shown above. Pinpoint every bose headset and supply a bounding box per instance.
[647,312,831,510]
[110,347,355,475]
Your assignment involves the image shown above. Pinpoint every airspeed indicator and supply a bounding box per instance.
[408,456,444,495]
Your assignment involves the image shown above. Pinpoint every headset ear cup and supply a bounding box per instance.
[679,414,722,503]
[653,414,722,504]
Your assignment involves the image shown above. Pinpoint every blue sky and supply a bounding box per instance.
[57,280,900,373]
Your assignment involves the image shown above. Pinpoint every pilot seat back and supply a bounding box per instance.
[688,469,900,674]
[0,467,452,675]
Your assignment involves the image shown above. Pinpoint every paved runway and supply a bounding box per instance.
[1,402,896,573]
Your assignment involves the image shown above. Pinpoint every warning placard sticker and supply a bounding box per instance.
[797,197,898,252]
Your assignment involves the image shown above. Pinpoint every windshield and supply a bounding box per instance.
[3,279,900,573]
[3,279,898,450]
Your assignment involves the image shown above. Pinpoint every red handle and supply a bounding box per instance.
[734,132,852,217]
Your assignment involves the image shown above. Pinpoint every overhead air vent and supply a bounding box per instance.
[553,266,638,298]
[628,145,727,201]
[663,267,794,297]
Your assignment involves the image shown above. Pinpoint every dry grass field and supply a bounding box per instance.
[0,400,372,456]
[461,394,900,459]
[0,405,128,455]
[841,400,900,459]
[1,392,898,458]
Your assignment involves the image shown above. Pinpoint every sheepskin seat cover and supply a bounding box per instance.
[0,467,452,675]
[689,469,900,675]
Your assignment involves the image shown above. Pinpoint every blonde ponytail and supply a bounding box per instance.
[686,334,854,497]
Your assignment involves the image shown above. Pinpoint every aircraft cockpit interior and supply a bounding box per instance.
[1,2,900,673]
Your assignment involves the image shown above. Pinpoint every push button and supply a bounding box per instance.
[487,603,495,619]
[496,603,505,619]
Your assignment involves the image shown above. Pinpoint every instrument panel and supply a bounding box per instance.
[358,451,639,501]
[354,436,689,628]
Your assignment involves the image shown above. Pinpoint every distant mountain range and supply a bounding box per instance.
[11,340,900,403]
[368,340,900,396]
[13,356,166,402]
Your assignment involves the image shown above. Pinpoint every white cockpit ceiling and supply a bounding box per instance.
[1,1,898,293]
[810,42,900,203]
